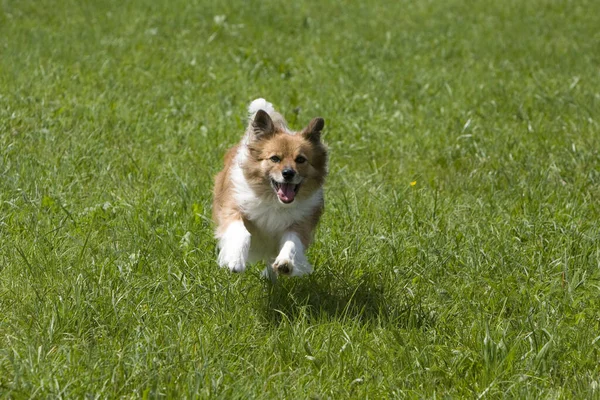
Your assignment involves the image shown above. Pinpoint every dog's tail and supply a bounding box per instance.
[247,98,290,132]
[248,98,275,119]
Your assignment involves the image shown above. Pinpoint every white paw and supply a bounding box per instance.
[272,258,293,276]
[216,221,250,274]
[218,249,247,273]
[272,257,313,277]
[227,260,246,273]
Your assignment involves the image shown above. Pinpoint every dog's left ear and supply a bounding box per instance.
[252,109,275,139]
[302,117,325,143]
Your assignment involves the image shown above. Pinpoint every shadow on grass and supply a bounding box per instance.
[260,270,435,329]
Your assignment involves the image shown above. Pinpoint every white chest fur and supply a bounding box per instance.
[230,162,322,235]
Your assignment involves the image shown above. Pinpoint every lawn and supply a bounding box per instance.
[1,0,599,397]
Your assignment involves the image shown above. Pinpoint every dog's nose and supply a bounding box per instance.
[282,168,296,181]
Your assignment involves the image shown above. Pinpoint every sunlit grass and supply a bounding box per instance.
[1,0,599,397]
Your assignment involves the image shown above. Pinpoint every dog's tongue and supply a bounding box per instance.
[277,183,296,203]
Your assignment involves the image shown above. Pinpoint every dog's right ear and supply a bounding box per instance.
[252,110,275,139]
[302,117,325,143]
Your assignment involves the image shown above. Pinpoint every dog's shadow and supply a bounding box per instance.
[260,270,434,329]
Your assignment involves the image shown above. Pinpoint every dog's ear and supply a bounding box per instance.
[252,110,275,139]
[302,117,325,143]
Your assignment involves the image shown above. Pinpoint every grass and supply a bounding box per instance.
[1,0,600,397]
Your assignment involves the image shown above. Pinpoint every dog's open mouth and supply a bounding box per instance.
[271,180,301,204]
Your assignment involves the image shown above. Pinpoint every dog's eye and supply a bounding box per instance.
[270,156,281,163]
[295,156,307,164]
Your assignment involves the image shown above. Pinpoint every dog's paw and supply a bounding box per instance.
[272,258,313,277]
[218,254,246,273]
[272,258,293,276]
[227,261,246,273]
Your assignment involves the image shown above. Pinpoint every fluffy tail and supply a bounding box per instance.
[247,98,289,132]
[248,98,275,120]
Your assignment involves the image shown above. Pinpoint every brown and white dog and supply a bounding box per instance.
[212,99,327,277]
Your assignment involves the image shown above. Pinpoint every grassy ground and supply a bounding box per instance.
[1,0,600,397]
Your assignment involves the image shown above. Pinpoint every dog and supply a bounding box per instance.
[212,98,328,277]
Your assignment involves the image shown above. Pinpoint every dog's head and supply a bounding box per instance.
[244,110,327,205]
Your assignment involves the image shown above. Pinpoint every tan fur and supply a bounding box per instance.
[245,131,327,202]
[212,145,242,236]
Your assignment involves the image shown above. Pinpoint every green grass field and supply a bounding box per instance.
[1,0,600,397]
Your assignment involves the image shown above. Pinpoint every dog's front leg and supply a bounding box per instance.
[217,220,251,273]
[272,231,313,277]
